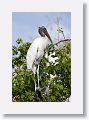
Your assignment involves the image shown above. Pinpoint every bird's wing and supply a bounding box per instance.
[26,38,45,70]
[26,42,38,70]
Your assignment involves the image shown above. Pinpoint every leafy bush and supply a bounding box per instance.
[12,38,71,102]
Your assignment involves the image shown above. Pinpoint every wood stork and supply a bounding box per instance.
[26,26,52,92]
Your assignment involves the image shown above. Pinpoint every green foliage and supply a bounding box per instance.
[12,39,71,102]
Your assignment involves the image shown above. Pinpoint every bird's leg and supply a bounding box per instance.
[33,65,37,92]
[37,64,40,90]
[34,80,36,92]
[33,73,36,92]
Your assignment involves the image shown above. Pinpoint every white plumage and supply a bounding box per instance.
[26,36,51,91]
[27,36,51,71]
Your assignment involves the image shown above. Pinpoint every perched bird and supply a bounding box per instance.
[26,26,52,91]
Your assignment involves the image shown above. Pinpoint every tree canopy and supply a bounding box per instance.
[12,38,71,102]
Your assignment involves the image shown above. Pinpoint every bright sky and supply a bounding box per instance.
[12,12,71,45]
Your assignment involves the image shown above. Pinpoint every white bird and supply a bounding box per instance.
[26,26,52,92]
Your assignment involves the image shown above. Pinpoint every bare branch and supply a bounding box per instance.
[54,39,71,45]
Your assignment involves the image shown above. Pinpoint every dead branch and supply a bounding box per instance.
[54,39,71,45]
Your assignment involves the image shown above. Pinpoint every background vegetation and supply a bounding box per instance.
[12,38,71,102]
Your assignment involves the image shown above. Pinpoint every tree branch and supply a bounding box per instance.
[54,39,71,45]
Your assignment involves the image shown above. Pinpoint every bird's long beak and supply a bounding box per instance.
[49,38,53,44]
[45,32,53,44]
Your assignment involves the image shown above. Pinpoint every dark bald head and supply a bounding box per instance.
[38,26,53,43]
[38,27,45,37]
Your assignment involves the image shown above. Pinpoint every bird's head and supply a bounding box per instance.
[38,26,53,43]
[38,27,45,37]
